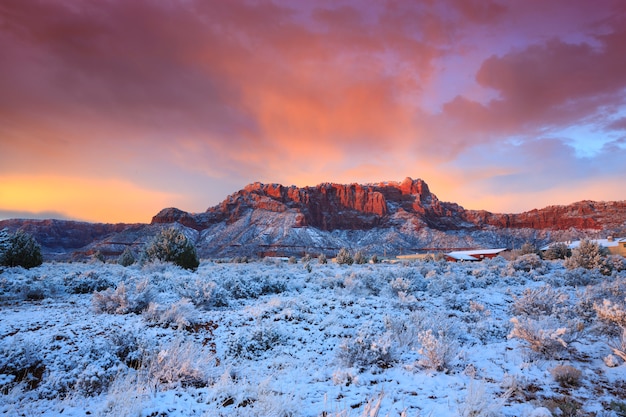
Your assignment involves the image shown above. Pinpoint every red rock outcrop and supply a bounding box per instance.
[150,178,626,232]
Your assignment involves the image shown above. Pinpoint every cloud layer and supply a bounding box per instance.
[1,0,625,222]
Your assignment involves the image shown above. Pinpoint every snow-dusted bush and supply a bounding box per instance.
[511,285,570,318]
[206,370,298,416]
[143,299,198,330]
[335,248,353,265]
[508,317,577,359]
[608,328,626,364]
[337,324,394,370]
[543,243,570,260]
[550,364,582,388]
[353,250,368,265]
[457,380,510,417]
[343,270,385,296]
[107,329,144,369]
[564,239,611,275]
[318,253,327,264]
[228,325,286,359]
[117,248,135,267]
[144,338,216,388]
[220,273,286,299]
[607,255,626,272]
[0,230,43,269]
[143,227,199,271]
[417,328,458,372]
[64,270,113,294]
[594,299,626,328]
[177,278,229,308]
[562,266,603,286]
[510,254,545,273]
[0,339,45,392]
[92,280,154,314]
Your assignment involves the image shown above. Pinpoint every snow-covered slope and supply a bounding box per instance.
[2,178,625,260]
[1,258,625,416]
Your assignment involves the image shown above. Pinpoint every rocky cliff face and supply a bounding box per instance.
[3,178,626,260]
[152,177,626,233]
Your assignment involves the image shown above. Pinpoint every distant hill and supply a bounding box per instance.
[2,177,625,260]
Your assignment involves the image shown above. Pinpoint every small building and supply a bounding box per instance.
[541,237,626,257]
[445,248,507,262]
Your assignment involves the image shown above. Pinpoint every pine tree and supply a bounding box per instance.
[564,239,611,275]
[143,228,199,270]
[1,230,43,269]
[335,248,354,265]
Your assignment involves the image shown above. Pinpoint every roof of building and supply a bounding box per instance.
[446,248,507,261]
[541,237,626,251]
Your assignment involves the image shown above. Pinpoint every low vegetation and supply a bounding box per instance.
[1,249,625,416]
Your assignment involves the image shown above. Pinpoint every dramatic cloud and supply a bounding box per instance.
[1,0,625,222]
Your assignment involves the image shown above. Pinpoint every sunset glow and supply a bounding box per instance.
[1,0,625,223]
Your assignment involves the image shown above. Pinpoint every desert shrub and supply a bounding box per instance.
[0,229,9,254]
[457,380,510,417]
[353,250,368,265]
[206,370,298,416]
[143,227,199,271]
[416,328,458,372]
[0,339,45,393]
[144,338,215,388]
[64,270,113,294]
[562,267,603,286]
[608,255,626,272]
[0,230,43,269]
[594,299,626,328]
[550,365,582,388]
[108,329,144,369]
[543,243,571,260]
[385,310,460,350]
[117,248,135,266]
[511,285,570,318]
[520,242,539,255]
[337,324,394,370]
[335,248,353,265]
[73,348,120,396]
[228,325,286,359]
[609,328,626,363]
[92,280,154,314]
[177,278,229,308]
[508,317,576,359]
[220,274,286,299]
[343,271,386,296]
[91,250,106,263]
[564,239,611,275]
[510,254,545,273]
[143,299,198,329]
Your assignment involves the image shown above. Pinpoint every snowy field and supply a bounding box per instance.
[1,256,626,416]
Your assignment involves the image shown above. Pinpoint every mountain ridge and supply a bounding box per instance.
[2,177,625,260]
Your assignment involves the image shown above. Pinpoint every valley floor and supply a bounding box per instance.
[1,257,625,416]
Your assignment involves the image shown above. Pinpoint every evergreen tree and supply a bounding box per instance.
[564,239,611,275]
[143,228,199,270]
[1,230,43,269]
[117,247,136,267]
[335,248,354,265]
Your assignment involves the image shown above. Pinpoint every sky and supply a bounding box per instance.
[1,0,626,224]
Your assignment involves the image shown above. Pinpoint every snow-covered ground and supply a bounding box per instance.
[1,256,625,416]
